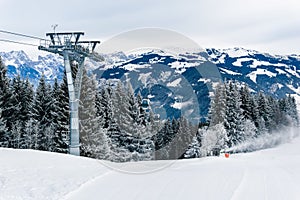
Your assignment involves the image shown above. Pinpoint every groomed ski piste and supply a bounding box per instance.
[0,128,300,200]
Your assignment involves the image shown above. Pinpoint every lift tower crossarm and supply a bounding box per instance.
[38,31,103,156]
[77,41,101,51]
[46,32,84,46]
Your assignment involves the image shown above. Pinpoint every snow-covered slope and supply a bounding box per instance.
[0,50,64,85]
[207,47,300,98]
[0,129,300,200]
[1,48,300,117]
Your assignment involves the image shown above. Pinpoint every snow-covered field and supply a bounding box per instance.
[1,133,300,200]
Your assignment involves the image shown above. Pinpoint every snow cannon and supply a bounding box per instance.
[225,153,230,158]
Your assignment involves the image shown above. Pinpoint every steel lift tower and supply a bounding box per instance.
[38,32,103,156]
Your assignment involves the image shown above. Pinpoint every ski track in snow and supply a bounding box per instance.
[61,171,113,200]
[65,135,300,200]
[1,134,300,200]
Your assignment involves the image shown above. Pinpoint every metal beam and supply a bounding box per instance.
[46,32,84,36]
[38,31,103,156]
[63,51,80,156]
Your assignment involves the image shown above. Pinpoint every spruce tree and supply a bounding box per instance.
[0,109,9,147]
[56,72,70,153]
[224,82,244,147]
[184,135,201,158]
[0,57,13,133]
[208,82,226,126]
[24,119,39,150]
[240,85,254,121]
[257,92,272,131]
[11,120,22,149]
[33,75,53,151]
[51,78,68,153]
[21,78,34,124]
[79,68,98,156]
[79,70,111,159]
[170,117,196,159]
[286,95,299,125]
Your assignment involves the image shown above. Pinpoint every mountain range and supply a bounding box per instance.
[1,48,299,120]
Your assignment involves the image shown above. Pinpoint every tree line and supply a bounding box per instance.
[0,57,197,161]
[0,56,298,161]
[79,70,197,161]
[184,81,299,158]
[0,57,70,152]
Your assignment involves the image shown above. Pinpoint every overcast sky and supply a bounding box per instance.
[0,0,300,56]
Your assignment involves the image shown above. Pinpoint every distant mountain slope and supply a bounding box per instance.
[94,48,300,119]
[1,48,300,118]
[206,47,300,98]
[0,50,64,85]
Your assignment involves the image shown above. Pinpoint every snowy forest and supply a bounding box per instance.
[0,57,298,162]
[185,81,299,158]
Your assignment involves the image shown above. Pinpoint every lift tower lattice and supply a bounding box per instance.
[38,32,103,156]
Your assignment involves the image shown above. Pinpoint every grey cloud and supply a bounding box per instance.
[0,0,300,54]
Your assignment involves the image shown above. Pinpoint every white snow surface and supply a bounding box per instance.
[171,100,193,109]
[232,58,287,68]
[219,67,242,76]
[1,132,300,200]
[247,68,277,83]
[223,48,251,58]
[167,78,182,87]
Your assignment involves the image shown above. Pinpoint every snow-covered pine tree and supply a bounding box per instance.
[142,109,157,160]
[0,61,12,147]
[10,75,22,123]
[24,119,39,150]
[136,91,147,126]
[33,75,54,151]
[154,119,173,160]
[184,135,201,159]
[224,81,245,147]
[93,125,111,160]
[286,95,299,125]
[240,85,255,121]
[51,78,68,153]
[107,85,131,162]
[21,78,34,123]
[183,124,207,159]
[97,87,113,129]
[79,70,111,159]
[0,109,9,147]
[201,123,227,156]
[90,76,111,160]
[248,94,260,130]
[0,57,13,135]
[257,92,273,132]
[126,81,139,125]
[44,123,56,152]
[106,84,121,142]
[267,96,282,130]
[7,75,34,148]
[171,117,197,159]
[242,119,257,141]
[79,68,98,156]
[106,82,122,142]
[208,82,226,126]
[11,120,22,149]
[56,71,70,153]
[111,81,134,135]
[95,90,104,125]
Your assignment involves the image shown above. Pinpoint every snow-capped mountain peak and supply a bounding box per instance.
[1,47,300,115]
